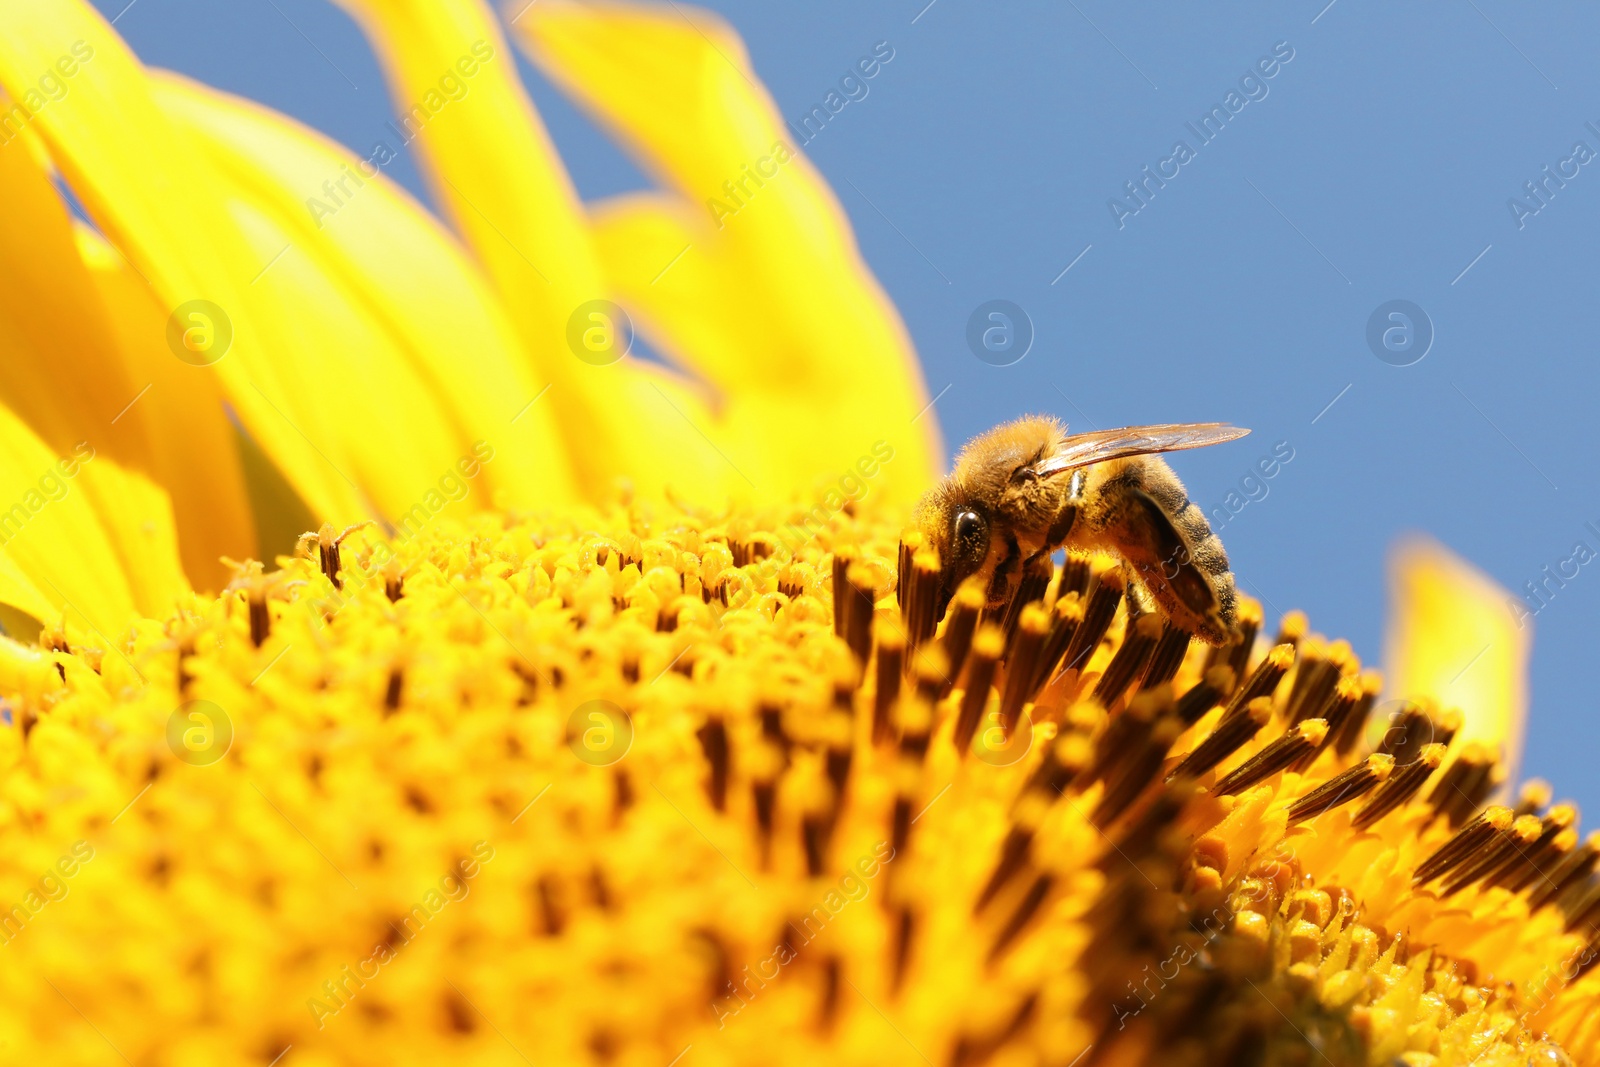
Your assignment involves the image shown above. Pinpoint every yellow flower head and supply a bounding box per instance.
[0,495,1592,1066]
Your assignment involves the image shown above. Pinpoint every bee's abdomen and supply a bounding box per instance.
[1135,462,1237,632]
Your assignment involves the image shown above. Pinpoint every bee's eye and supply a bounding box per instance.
[950,509,989,572]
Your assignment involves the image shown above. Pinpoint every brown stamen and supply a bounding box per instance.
[1114,778,1198,864]
[298,521,373,590]
[902,548,942,661]
[1220,644,1294,720]
[1090,613,1162,709]
[750,749,780,870]
[992,553,1053,647]
[696,716,730,812]
[1212,719,1328,796]
[953,626,1004,756]
[1168,697,1273,782]
[872,628,905,745]
[1175,666,1234,726]
[1439,813,1542,897]
[1057,554,1093,599]
[823,710,853,808]
[384,665,403,715]
[1139,619,1193,692]
[1513,779,1554,818]
[988,874,1052,963]
[248,593,270,648]
[1282,641,1344,726]
[1272,609,1307,650]
[1293,674,1364,771]
[759,700,789,761]
[1373,698,1434,765]
[1060,562,1123,674]
[894,532,919,616]
[1028,592,1084,696]
[1413,806,1513,886]
[383,557,405,601]
[937,578,985,698]
[1094,713,1182,828]
[1493,805,1577,892]
[1286,754,1393,823]
[1084,693,1157,788]
[890,905,915,995]
[729,534,774,569]
[838,563,878,665]
[911,644,950,706]
[1427,744,1506,828]
[976,797,1047,913]
[1351,743,1444,830]
[816,955,840,1032]
[890,791,913,864]
[1331,670,1382,757]
[998,605,1051,734]
[832,546,858,645]
[1019,730,1093,804]
[1531,830,1600,912]
[896,695,933,763]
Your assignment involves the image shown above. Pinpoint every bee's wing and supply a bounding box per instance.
[1030,423,1250,478]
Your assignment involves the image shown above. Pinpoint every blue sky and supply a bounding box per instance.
[92,0,1600,811]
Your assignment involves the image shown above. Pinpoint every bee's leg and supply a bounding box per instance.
[1121,563,1159,619]
[986,529,1022,608]
[1011,475,1080,577]
[1043,506,1077,557]
[1067,458,1237,645]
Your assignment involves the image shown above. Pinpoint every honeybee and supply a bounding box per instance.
[914,416,1249,644]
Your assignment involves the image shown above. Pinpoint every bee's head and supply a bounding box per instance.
[915,483,993,619]
[946,507,991,583]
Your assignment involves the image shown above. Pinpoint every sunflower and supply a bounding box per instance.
[0,2,1593,1066]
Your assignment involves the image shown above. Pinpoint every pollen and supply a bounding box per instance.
[0,501,1595,1065]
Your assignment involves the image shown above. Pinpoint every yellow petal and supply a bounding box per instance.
[518,1,939,503]
[1384,535,1529,780]
[332,0,757,501]
[0,121,189,611]
[151,72,580,511]
[587,193,935,502]
[73,222,258,589]
[330,0,600,303]
[0,0,369,521]
[0,401,140,638]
